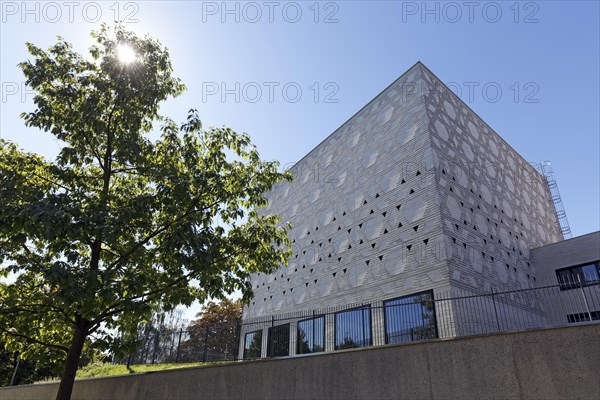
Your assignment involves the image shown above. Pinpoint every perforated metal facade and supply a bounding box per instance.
[243,62,562,322]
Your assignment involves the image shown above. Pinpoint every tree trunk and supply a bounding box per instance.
[10,352,20,386]
[56,322,88,400]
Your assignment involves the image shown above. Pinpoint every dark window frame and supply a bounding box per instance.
[567,310,600,323]
[383,290,438,344]
[243,329,263,360]
[334,304,372,350]
[267,323,290,358]
[556,261,600,290]
[296,315,326,355]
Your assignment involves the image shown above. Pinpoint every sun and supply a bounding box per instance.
[116,44,137,65]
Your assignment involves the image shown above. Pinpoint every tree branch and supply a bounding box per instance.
[93,250,240,327]
[90,104,117,272]
[29,171,74,194]
[104,199,220,274]
[64,82,105,170]
[1,304,76,326]
[0,326,69,353]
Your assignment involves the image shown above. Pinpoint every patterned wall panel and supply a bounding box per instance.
[243,62,563,320]
[419,64,562,295]
[244,64,449,319]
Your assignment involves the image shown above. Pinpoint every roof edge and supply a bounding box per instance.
[288,61,426,170]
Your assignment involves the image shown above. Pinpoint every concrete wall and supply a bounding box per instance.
[3,324,599,400]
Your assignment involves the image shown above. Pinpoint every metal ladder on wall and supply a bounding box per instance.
[531,161,572,239]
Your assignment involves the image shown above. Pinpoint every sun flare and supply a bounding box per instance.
[116,44,137,65]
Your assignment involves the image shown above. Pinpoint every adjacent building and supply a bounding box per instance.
[531,231,600,325]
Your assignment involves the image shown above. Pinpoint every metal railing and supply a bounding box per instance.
[113,321,242,365]
[115,275,599,364]
[239,275,599,359]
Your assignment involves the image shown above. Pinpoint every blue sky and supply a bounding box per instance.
[1,1,599,318]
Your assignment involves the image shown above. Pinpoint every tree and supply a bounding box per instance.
[411,293,437,340]
[181,298,242,362]
[0,25,291,400]
[4,348,57,387]
[245,330,262,359]
[114,307,188,365]
[337,336,358,350]
[297,329,323,354]
[0,337,99,387]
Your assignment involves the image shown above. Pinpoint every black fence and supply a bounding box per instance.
[113,321,242,365]
[115,275,600,364]
[239,275,599,359]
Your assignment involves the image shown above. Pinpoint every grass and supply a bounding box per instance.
[36,361,216,383]
[75,361,212,378]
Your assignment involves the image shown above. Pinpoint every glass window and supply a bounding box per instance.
[267,323,290,357]
[334,305,371,350]
[556,262,600,290]
[384,290,437,344]
[243,330,262,359]
[567,310,600,323]
[297,315,325,354]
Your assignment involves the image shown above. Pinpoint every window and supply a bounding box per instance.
[384,290,437,344]
[243,330,262,359]
[335,305,371,350]
[556,262,600,290]
[267,323,290,357]
[567,310,600,323]
[297,315,325,354]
